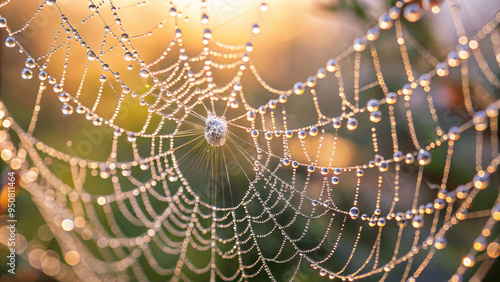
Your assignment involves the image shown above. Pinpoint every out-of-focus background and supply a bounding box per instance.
[1,0,500,281]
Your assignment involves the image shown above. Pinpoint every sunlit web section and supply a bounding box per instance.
[1,0,500,281]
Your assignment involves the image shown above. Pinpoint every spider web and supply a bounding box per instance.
[1,0,500,281]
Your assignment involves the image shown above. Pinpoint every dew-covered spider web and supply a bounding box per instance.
[1,0,500,281]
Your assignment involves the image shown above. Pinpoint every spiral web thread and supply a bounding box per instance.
[1,0,500,281]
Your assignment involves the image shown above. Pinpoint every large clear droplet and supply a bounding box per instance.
[124,52,133,61]
[0,17,6,28]
[61,104,73,115]
[25,57,36,68]
[404,3,423,22]
[347,117,358,130]
[5,36,15,48]
[140,69,149,78]
[87,51,97,61]
[417,149,431,166]
[59,92,70,102]
[349,207,359,219]
[21,68,33,79]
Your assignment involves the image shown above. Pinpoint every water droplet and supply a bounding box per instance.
[87,51,97,61]
[59,92,70,102]
[317,68,327,79]
[61,104,73,115]
[5,36,15,48]
[455,185,469,199]
[251,129,259,138]
[140,69,149,78]
[367,27,379,41]
[326,59,338,72]
[169,7,177,16]
[370,111,382,123]
[298,130,306,140]
[279,94,287,103]
[46,0,56,6]
[332,118,341,129]
[473,170,489,189]
[366,219,378,228]
[457,44,470,60]
[448,126,460,141]
[462,255,475,267]
[247,110,255,121]
[419,74,431,87]
[260,3,268,12]
[0,17,6,28]
[204,29,212,39]
[492,204,500,221]
[386,92,397,104]
[99,75,107,82]
[389,6,401,20]
[21,68,33,79]
[309,126,318,136]
[307,165,315,173]
[412,215,424,228]
[347,118,358,130]
[393,151,404,162]
[366,99,379,112]
[379,13,393,29]
[473,111,488,131]
[349,207,359,219]
[434,236,447,249]
[404,3,423,22]
[331,176,339,185]
[124,52,133,61]
[38,71,48,80]
[486,104,499,118]
[306,76,316,87]
[353,38,366,52]
[473,237,486,251]
[402,83,412,95]
[201,14,209,24]
[93,117,102,126]
[417,149,431,165]
[356,169,364,177]
[251,24,260,34]
[25,57,36,68]
[434,198,446,210]
[379,161,389,172]
[140,163,149,170]
[436,62,449,77]
[53,84,63,93]
[76,105,85,114]
[405,153,415,164]
[447,51,460,67]
[294,82,304,95]
[264,131,272,140]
